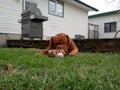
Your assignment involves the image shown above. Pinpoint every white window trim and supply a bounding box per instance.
[49,0,64,17]
[104,22,117,33]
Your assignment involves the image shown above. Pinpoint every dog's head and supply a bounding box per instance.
[50,33,69,53]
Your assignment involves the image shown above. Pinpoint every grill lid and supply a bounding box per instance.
[21,7,48,21]
[22,7,42,16]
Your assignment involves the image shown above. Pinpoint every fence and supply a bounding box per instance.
[7,39,120,52]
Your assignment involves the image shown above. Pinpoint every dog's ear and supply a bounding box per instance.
[47,36,54,50]
[42,37,54,54]
[66,35,70,46]
[67,35,75,49]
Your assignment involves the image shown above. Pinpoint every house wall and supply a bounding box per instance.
[89,14,120,39]
[38,0,88,39]
[0,0,88,46]
[0,0,22,34]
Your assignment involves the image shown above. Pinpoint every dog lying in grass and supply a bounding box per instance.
[37,33,78,57]
[42,33,78,56]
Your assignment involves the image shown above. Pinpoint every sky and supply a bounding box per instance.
[81,0,120,15]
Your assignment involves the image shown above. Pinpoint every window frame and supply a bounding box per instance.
[48,0,64,17]
[104,22,117,33]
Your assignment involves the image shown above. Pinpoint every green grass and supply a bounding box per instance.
[0,48,120,90]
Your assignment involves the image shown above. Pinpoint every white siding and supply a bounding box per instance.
[0,0,22,34]
[0,0,88,39]
[39,0,88,39]
[89,14,120,38]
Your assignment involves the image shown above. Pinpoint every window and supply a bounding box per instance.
[49,0,64,17]
[24,0,37,10]
[104,22,117,33]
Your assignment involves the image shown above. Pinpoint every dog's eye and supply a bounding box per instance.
[54,41,64,45]
[54,43,58,45]
[60,41,64,44]
[54,43,57,45]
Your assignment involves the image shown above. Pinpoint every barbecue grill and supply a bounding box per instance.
[21,7,48,40]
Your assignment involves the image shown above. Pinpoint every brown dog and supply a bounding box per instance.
[43,33,78,56]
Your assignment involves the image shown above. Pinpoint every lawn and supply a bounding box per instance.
[0,48,120,90]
